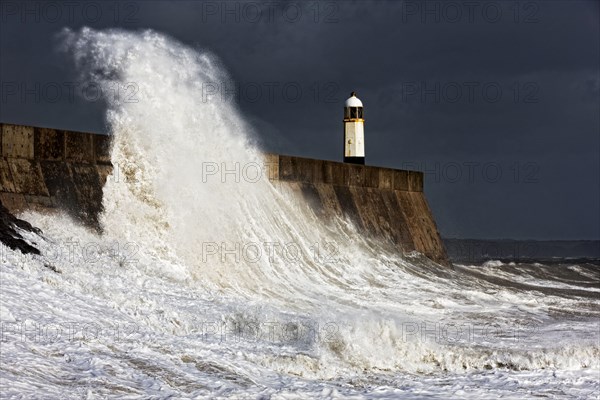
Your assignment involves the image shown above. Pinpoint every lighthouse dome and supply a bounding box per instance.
[345,92,363,107]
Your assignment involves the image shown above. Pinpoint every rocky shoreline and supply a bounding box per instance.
[0,200,41,256]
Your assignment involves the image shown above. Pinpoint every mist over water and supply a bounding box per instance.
[1,28,599,398]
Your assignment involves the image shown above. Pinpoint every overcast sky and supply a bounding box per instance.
[1,0,598,240]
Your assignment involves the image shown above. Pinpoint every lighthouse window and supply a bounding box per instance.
[345,107,364,119]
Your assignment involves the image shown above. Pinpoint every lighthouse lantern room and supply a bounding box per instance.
[343,91,365,165]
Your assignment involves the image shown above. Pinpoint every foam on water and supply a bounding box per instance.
[1,28,599,398]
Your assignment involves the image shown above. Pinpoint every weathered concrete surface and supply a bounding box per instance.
[0,123,449,266]
[0,123,111,229]
[266,154,450,266]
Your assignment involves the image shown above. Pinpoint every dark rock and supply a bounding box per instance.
[0,199,42,256]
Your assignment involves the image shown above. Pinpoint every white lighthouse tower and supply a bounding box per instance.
[343,91,365,164]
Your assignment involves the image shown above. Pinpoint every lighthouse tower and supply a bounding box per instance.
[343,92,365,165]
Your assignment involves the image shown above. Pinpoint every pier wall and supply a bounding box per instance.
[0,123,449,265]
[0,123,112,229]
[266,154,449,266]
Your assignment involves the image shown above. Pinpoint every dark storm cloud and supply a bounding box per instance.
[0,0,598,239]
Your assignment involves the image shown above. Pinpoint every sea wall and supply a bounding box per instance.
[0,123,449,265]
[266,154,449,266]
[0,123,112,229]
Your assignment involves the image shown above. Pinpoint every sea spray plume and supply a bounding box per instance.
[59,27,269,264]
[57,28,378,301]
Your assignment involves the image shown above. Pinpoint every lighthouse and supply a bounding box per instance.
[343,91,365,164]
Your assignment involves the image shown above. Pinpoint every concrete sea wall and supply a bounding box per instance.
[0,123,449,265]
[266,154,449,266]
[0,123,112,229]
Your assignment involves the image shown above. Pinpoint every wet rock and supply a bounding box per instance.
[0,199,41,256]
